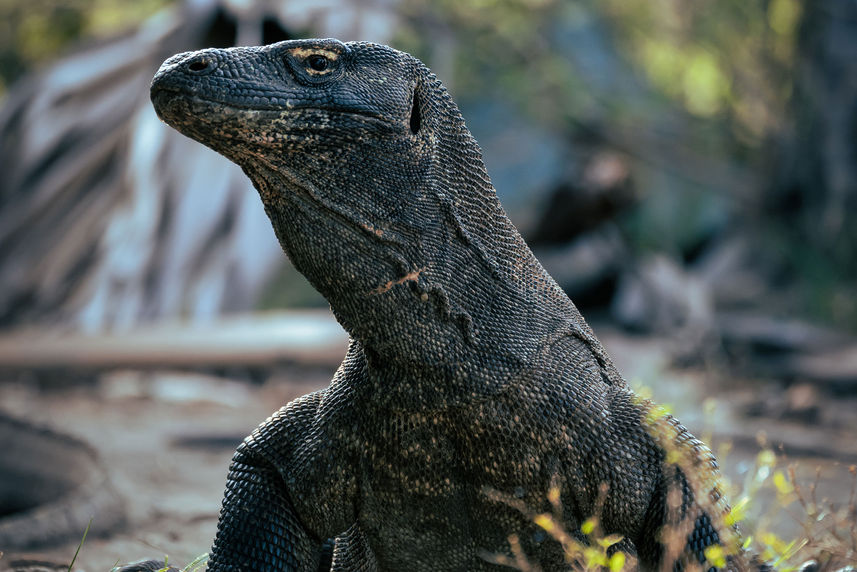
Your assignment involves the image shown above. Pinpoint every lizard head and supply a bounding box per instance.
[150,39,489,313]
[150,39,445,295]
[151,39,565,392]
[151,39,419,161]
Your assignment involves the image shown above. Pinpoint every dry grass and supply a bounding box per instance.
[484,398,857,571]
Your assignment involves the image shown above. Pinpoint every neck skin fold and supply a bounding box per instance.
[246,151,610,409]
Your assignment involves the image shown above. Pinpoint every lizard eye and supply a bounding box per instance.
[306,54,329,72]
[285,48,342,84]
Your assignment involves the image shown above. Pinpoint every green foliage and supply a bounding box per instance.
[395,0,596,121]
[757,220,857,329]
[67,518,92,572]
[483,478,637,571]
[732,450,857,570]
[0,0,172,95]
[396,0,800,151]
[107,553,209,572]
[493,412,856,570]
[602,0,801,144]
[179,552,209,572]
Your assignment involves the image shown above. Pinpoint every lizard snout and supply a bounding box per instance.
[150,48,220,94]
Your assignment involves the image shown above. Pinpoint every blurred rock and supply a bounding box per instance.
[611,254,714,336]
[100,370,251,407]
[0,559,71,572]
[717,311,851,355]
[528,151,636,245]
[692,234,770,308]
[785,383,821,422]
[743,382,821,424]
[0,413,126,551]
[532,225,626,300]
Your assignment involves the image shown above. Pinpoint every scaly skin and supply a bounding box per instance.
[142,39,752,571]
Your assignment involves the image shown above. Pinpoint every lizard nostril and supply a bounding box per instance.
[187,58,213,73]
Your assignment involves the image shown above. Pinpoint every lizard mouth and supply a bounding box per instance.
[151,86,398,134]
[151,88,264,129]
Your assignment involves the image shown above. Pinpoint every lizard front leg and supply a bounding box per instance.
[206,442,327,571]
[116,391,344,572]
[208,390,349,572]
[114,443,328,572]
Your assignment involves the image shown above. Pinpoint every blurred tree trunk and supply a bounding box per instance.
[769,0,857,271]
[0,0,399,333]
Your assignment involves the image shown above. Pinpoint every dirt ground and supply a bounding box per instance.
[0,320,855,571]
[0,365,331,571]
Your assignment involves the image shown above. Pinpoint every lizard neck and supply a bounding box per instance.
[247,150,608,409]
[238,67,619,409]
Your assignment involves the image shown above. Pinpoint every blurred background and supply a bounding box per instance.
[0,0,855,334]
[0,0,855,570]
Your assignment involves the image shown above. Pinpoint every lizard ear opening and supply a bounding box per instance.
[409,88,421,134]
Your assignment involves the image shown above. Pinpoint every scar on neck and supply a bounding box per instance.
[369,267,426,296]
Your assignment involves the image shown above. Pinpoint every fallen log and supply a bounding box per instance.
[0,311,348,372]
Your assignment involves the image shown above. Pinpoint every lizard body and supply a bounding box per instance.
[147,39,751,571]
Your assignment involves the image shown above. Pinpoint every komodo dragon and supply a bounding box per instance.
[139,38,758,571]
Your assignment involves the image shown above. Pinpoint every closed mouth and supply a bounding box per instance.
[151,85,398,128]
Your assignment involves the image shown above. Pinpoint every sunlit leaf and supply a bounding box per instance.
[757,450,776,468]
[597,534,624,549]
[704,545,727,568]
[773,470,794,496]
[608,551,626,572]
[581,517,597,535]
[768,0,801,36]
[584,547,608,567]
[725,495,750,526]
[534,513,555,532]
[548,485,561,506]
[682,50,729,116]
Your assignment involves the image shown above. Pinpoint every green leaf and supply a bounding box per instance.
[581,517,597,535]
[773,470,794,495]
[596,534,624,549]
[534,513,556,532]
[182,553,210,572]
[704,545,727,568]
[68,518,92,572]
[608,551,626,572]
